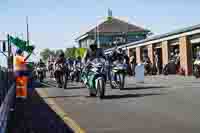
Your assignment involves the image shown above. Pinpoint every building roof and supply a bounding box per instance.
[76,17,149,41]
[105,23,200,52]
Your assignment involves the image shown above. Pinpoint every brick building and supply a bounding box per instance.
[105,24,200,76]
[76,16,150,49]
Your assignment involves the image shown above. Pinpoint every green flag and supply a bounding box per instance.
[9,36,35,53]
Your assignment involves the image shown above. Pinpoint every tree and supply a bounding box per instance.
[65,47,76,58]
[64,47,87,59]
[40,48,54,61]
[55,49,64,57]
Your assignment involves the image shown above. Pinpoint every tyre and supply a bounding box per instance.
[163,65,168,75]
[110,71,116,89]
[90,92,96,97]
[89,88,97,97]
[63,74,68,89]
[39,74,43,82]
[152,65,157,75]
[58,75,63,88]
[194,66,200,78]
[96,78,105,99]
[39,77,43,82]
[119,73,125,89]
[75,72,80,82]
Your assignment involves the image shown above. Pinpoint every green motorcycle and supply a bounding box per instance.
[81,58,106,99]
[110,61,127,89]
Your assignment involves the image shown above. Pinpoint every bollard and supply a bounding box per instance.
[135,64,144,83]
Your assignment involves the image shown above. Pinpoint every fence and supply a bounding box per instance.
[0,66,15,133]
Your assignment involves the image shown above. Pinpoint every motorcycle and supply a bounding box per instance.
[74,62,82,82]
[69,65,75,81]
[110,60,127,89]
[193,58,200,78]
[144,61,152,75]
[36,67,45,82]
[54,64,65,88]
[163,56,180,75]
[48,64,54,78]
[81,58,106,99]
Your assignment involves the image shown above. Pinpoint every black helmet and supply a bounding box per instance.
[89,43,97,51]
[118,48,122,53]
[59,51,64,57]
[77,56,81,60]
[16,49,23,55]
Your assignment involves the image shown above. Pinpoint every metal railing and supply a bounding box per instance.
[0,66,15,133]
[0,67,13,105]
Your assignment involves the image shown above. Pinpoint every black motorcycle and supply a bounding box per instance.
[36,67,45,82]
[163,56,180,75]
[74,63,82,82]
[48,63,54,78]
[193,59,200,78]
[54,64,65,88]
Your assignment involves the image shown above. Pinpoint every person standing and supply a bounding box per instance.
[14,49,31,98]
[130,55,136,76]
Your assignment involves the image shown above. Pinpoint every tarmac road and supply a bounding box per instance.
[37,75,200,133]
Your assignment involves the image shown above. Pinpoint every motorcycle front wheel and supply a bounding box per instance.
[96,78,105,99]
[110,71,116,89]
[39,75,43,82]
[63,74,68,89]
[118,73,125,89]
[163,65,169,75]
[194,65,200,78]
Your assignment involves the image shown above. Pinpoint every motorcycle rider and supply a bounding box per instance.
[48,60,54,78]
[37,59,46,78]
[38,59,45,68]
[54,51,66,87]
[74,56,82,68]
[82,42,106,82]
[55,51,66,65]
[110,47,128,84]
[67,57,74,71]
[154,50,160,74]
[174,49,180,65]
[130,55,136,76]
[83,43,106,63]
[73,56,82,81]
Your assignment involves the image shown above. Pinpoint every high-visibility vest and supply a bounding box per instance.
[13,55,27,71]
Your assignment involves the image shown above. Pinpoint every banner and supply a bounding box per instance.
[75,48,87,58]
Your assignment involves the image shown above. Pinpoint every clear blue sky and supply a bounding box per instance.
[0,0,200,65]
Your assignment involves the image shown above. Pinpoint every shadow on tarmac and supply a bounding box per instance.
[66,86,85,89]
[42,95,84,99]
[7,81,74,133]
[102,93,164,100]
[42,80,85,90]
[121,85,167,90]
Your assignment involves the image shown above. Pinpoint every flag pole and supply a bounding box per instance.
[26,16,29,46]
[97,24,100,48]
